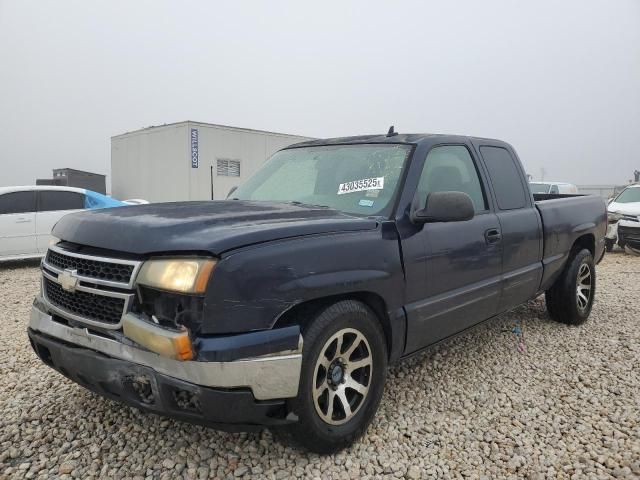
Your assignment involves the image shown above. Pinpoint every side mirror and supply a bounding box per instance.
[411,191,475,224]
[227,186,238,198]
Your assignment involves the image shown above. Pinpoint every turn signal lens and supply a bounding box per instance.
[123,314,194,361]
[137,258,216,294]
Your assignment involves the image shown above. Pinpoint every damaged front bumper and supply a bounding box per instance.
[606,221,619,242]
[28,299,303,430]
[617,220,640,249]
[607,219,640,248]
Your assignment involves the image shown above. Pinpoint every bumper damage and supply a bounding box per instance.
[28,301,303,430]
[607,220,640,249]
[617,220,640,249]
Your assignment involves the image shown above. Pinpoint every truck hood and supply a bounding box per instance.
[608,201,640,217]
[52,200,379,256]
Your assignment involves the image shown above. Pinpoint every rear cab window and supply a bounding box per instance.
[0,191,37,215]
[480,146,527,210]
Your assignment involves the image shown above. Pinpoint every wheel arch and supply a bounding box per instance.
[272,292,402,361]
[541,232,597,292]
[571,233,595,257]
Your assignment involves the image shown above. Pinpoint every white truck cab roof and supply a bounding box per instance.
[529,181,578,194]
[0,185,87,195]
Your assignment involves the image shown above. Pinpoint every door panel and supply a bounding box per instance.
[0,213,37,257]
[402,144,503,354]
[495,209,543,312]
[476,145,544,312]
[0,191,37,258]
[405,213,502,352]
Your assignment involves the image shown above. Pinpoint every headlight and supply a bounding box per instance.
[136,258,216,294]
[49,236,61,247]
[608,212,623,224]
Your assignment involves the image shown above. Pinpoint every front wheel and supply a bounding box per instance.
[283,300,387,453]
[545,248,596,325]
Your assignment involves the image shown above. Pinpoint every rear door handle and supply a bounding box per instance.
[485,228,502,244]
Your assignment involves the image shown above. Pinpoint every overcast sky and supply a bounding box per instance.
[1,0,639,189]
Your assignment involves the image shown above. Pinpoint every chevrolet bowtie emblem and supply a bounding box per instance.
[58,269,79,292]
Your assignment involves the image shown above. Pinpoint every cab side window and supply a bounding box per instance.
[38,191,85,211]
[0,191,37,215]
[417,145,487,213]
[550,185,559,194]
[480,146,527,210]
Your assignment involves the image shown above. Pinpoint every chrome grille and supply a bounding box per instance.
[46,248,134,284]
[44,277,125,325]
[43,244,141,289]
[41,245,141,329]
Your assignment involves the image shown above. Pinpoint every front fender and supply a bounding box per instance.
[201,229,404,335]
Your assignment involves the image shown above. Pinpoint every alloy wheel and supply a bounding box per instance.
[312,328,372,425]
[576,263,592,312]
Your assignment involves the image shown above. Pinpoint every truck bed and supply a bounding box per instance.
[532,193,584,201]
[534,194,607,291]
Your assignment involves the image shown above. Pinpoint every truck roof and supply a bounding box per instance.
[289,132,510,149]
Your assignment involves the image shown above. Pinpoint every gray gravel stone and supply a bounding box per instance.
[406,465,421,479]
[58,462,74,475]
[1,253,639,479]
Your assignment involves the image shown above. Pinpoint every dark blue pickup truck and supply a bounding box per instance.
[28,132,606,453]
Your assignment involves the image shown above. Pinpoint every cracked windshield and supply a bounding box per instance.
[232,144,411,215]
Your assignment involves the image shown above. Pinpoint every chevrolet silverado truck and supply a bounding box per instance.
[28,133,607,453]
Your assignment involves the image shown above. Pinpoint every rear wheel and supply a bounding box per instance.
[283,300,387,453]
[545,249,595,325]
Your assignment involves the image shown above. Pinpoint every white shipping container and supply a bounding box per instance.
[111,121,313,202]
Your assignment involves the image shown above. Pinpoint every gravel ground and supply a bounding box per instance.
[1,253,639,479]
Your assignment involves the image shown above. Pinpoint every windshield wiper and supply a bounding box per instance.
[287,201,331,209]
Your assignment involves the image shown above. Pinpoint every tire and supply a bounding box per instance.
[605,239,614,252]
[283,300,387,453]
[545,249,596,325]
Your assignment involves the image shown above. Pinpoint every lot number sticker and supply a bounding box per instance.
[338,177,385,195]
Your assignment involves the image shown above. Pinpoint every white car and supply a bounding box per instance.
[529,181,578,195]
[0,186,125,262]
[605,184,640,251]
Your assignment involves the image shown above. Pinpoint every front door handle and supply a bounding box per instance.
[485,228,502,244]
[15,218,32,224]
